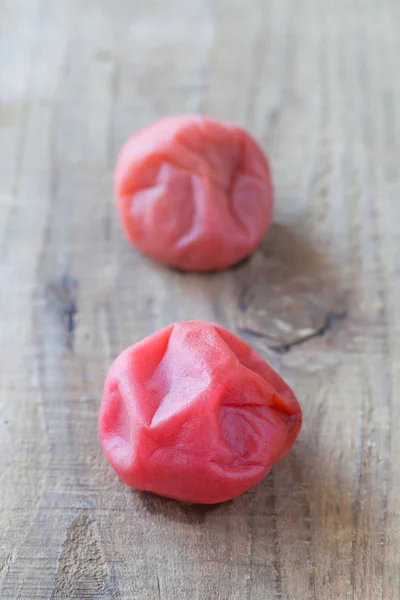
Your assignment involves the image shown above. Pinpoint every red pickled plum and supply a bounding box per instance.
[115,115,273,271]
[99,321,302,504]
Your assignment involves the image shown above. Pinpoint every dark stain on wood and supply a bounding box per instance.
[46,274,78,350]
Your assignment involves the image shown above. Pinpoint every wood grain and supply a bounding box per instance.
[1,0,399,598]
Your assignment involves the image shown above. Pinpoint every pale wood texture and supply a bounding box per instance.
[0,0,399,598]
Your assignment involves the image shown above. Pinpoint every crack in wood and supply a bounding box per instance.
[240,311,347,353]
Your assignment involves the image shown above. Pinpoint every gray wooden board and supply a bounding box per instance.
[0,0,399,598]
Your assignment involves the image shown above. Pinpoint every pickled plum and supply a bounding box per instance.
[115,116,273,271]
[99,321,302,504]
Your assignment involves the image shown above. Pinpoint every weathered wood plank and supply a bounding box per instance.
[0,0,399,598]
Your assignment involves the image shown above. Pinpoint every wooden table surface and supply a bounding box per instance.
[1,0,399,598]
